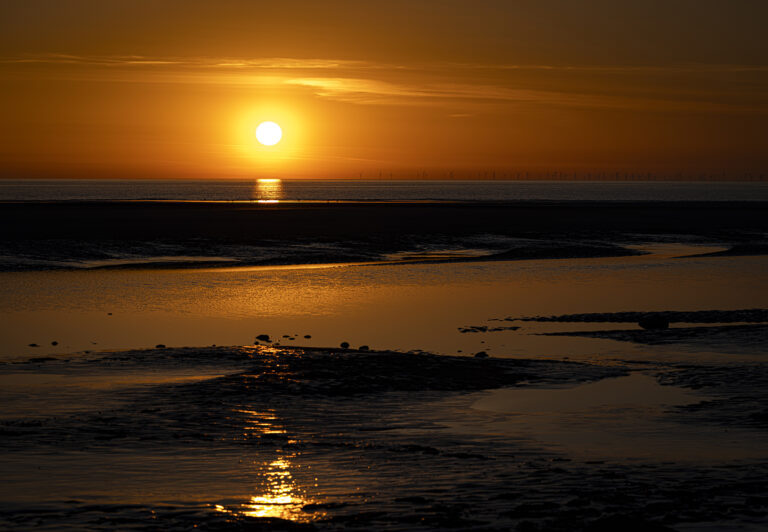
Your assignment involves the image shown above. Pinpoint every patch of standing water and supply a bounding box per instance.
[469,373,766,461]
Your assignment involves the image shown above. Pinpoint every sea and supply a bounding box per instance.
[2,178,768,202]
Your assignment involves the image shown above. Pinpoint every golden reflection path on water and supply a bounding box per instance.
[254,179,282,202]
[217,401,321,522]
[238,456,312,520]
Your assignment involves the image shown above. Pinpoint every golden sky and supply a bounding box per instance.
[1,0,767,179]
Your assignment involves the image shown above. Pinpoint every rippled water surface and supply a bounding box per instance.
[3,178,768,202]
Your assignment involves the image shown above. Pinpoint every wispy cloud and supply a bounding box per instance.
[284,77,768,114]
[2,53,766,114]
[284,76,588,107]
[1,53,184,66]
[4,53,768,74]
[0,53,377,70]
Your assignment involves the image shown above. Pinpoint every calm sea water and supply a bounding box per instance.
[2,179,768,202]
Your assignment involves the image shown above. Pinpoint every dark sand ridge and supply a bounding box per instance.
[510,309,768,324]
[3,346,768,530]
[4,200,767,242]
[541,324,768,354]
[0,239,640,271]
[479,309,768,353]
[1,200,766,270]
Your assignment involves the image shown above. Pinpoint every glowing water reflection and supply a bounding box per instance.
[236,409,287,436]
[216,406,320,522]
[254,179,282,202]
[239,456,311,520]
[214,453,319,522]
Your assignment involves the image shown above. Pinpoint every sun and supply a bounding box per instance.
[255,121,282,146]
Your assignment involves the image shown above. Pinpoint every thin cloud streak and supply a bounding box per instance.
[284,77,768,114]
[0,54,376,70]
[4,53,768,73]
[2,53,766,114]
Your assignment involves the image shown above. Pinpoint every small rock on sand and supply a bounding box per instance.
[51,341,58,346]
[474,351,489,358]
[340,341,350,349]
[29,357,56,363]
[304,334,312,339]
[256,334,270,342]
[359,345,369,351]
[155,344,166,349]
[28,343,39,347]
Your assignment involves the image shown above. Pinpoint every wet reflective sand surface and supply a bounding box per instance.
[1,246,767,530]
[1,244,765,362]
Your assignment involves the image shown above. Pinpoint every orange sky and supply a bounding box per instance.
[1,0,767,180]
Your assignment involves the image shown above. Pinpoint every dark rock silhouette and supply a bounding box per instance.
[638,316,670,330]
[256,334,270,342]
[474,351,489,358]
[51,341,58,346]
[515,308,768,324]
[460,325,521,333]
[28,343,39,347]
[359,345,369,351]
[340,342,350,349]
[155,344,166,349]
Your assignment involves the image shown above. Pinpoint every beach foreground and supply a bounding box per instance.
[1,200,767,530]
[2,344,768,531]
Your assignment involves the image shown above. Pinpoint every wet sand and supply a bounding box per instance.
[2,346,768,530]
[2,201,768,529]
[542,323,768,353]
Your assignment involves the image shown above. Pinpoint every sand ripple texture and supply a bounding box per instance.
[1,347,768,531]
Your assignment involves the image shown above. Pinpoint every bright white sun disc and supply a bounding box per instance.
[255,121,282,146]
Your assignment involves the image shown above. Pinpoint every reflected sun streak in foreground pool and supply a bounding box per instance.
[216,407,319,522]
[242,458,305,518]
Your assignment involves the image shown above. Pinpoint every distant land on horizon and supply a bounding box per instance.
[1,173,766,182]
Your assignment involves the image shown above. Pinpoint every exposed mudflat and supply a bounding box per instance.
[2,346,768,531]
[540,324,768,353]
[3,200,766,271]
[509,308,768,324]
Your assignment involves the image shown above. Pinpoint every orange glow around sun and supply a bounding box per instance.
[228,103,310,178]
[256,121,282,146]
